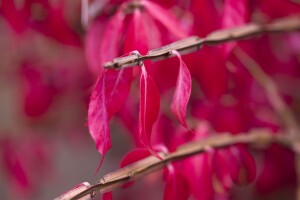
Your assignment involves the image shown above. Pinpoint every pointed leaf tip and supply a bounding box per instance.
[88,68,132,172]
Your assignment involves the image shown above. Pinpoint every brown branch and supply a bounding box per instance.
[103,15,300,70]
[55,130,299,200]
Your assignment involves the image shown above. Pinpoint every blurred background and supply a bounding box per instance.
[1,0,300,200]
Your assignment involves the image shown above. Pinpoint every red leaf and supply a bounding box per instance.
[222,0,249,54]
[120,148,151,168]
[212,150,233,190]
[229,146,256,185]
[164,169,190,200]
[85,16,109,75]
[102,192,113,200]
[222,0,249,28]
[99,7,126,72]
[88,72,111,170]
[20,64,55,117]
[139,65,160,152]
[142,1,188,39]
[171,51,192,127]
[88,68,132,171]
[183,153,213,200]
[237,146,256,183]
[123,9,148,55]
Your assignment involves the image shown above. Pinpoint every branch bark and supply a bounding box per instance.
[55,130,300,200]
[103,15,300,70]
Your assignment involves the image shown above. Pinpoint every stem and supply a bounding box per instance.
[103,15,300,69]
[55,130,298,200]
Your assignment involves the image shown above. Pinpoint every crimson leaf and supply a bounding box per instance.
[164,169,190,200]
[139,65,160,152]
[88,69,132,171]
[171,51,192,127]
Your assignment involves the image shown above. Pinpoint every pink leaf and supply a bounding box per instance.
[88,72,111,170]
[237,146,256,183]
[222,0,249,28]
[85,16,109,75]
[120,148,151,168]
[88,68,132,171]
[123,9,148,55]
[102,192,113,200]
[212,150,233,190]
[99,7,125,69]
[119,148,151,188]
[222,0,249,54]
[139,65,160,152]
[229,146,256,185]
[142,1,188,39]
[171,51,192,127]
[164,169,190,200]
[183,153,213,200]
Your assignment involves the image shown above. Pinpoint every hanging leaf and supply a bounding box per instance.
[139,65,160,152]
[171,51,192,127]
[88,68,132,171]
[99,7,126,72]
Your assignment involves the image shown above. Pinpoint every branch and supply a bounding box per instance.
[55,129,300,200]
[103,15,300,70]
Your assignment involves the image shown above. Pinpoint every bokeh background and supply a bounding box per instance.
[1,0,300,200]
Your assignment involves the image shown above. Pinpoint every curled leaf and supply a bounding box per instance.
[171,51,192,127]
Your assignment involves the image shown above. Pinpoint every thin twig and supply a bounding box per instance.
[55,130,298,200]
[234,48,299,135]
[234,48,300,199]
[103,15,300,69]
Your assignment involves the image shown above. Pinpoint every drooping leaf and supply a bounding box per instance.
[99,6,126,72]
[142,1,188,39]
[88,72,111,170]
[171,51,192,128]
[85,16,109,75]
[123,9,148,55]
[88,68,133,171]
[139,65,160,152]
